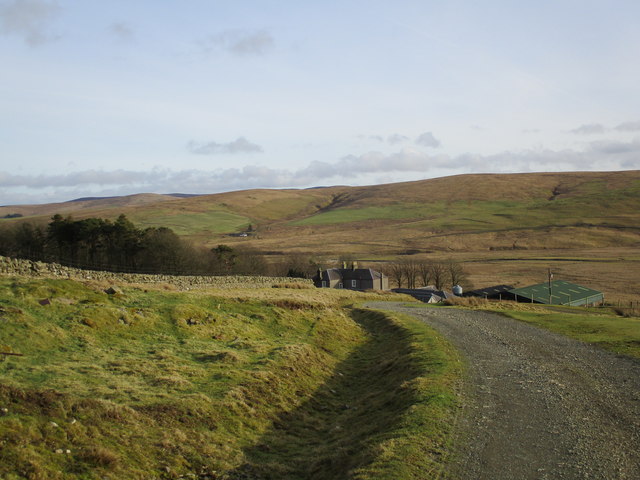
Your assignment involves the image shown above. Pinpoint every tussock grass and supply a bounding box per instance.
[443,296,491,307]
[271,282,315,289]
[0,276,459,479]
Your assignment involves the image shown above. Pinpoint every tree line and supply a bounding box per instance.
[382,259,467,290]
[0,214,273,276]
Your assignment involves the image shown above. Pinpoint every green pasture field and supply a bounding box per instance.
[290,204,434,226]
[0,276,461,479]
[130,208,251,235]
[292,188,640,232]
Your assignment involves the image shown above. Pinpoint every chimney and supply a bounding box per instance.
[352,261,358,270]
[342,261,347,269]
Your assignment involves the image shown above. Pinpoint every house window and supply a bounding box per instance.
[351,280,357,288]
[338,282,343,289]
[321,281,327,288]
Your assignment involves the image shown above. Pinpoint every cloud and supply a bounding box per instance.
[356,134,383,142]
[0,0,61,46]
[589,137,640,155]
[615,121,640,132]
[187,137,264,155]
[415,132,441,148]
[358,134,413,144]
[200,29,274,56]
[0,169,161,188]
[387,133,409,145]
[295,148,435,182]
[109,22,134,41]
[2,139,640,205]
[368,135,384,142]
[570,123,606,135]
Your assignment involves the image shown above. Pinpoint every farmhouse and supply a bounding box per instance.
[507,280,604,306]
[313,264,389,291]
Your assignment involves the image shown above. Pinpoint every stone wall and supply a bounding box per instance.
[0,256,311,290]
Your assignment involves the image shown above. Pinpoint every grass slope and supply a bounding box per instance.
[503,309,640,359]
[0,276,461,479]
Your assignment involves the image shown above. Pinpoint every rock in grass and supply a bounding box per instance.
[104,286,121,295]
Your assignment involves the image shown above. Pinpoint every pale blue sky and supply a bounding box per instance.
[1,0,639,204]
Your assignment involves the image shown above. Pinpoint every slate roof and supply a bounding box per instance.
[319,269,342,281]
[321,268,381,280]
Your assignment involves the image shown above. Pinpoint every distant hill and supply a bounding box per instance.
[1,171,639,256]
[0,193,176,218]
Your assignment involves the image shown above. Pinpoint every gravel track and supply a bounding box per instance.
[365,302,640,480]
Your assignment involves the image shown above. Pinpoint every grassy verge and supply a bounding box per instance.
[500,310,640,359]
[348,309,463,480]
[0,277,460,479]
[228,308,463,479]
[440,297,640,360]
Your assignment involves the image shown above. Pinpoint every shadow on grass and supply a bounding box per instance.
[223,308,422,480]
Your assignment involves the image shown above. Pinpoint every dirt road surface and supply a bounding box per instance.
[365,303,640,480]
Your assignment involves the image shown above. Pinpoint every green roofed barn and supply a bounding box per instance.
[508,280,604,306]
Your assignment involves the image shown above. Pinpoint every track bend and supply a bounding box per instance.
[365,302,640,480]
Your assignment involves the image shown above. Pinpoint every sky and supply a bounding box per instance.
[1,0,639,205]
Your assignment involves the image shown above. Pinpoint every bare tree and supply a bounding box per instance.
[447,259,468,289]
[234,249,270,275]
[275,253,319,278]
[417,260,432,287]
[430,262,448,290]
[384,262,405,288]
[402,259,418,289]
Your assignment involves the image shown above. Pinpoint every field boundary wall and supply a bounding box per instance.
[0,256,310,290]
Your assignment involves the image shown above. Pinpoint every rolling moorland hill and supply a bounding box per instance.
[2,171,639,253]
[2,171,640,300]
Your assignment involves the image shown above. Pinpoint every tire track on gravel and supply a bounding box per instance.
[365,302,640,480]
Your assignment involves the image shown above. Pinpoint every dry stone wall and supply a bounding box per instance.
[0,256,311,290]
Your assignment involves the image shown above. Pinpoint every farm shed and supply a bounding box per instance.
[508,280,604,306]
[465,284,515,300]
[393,288,449,303]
